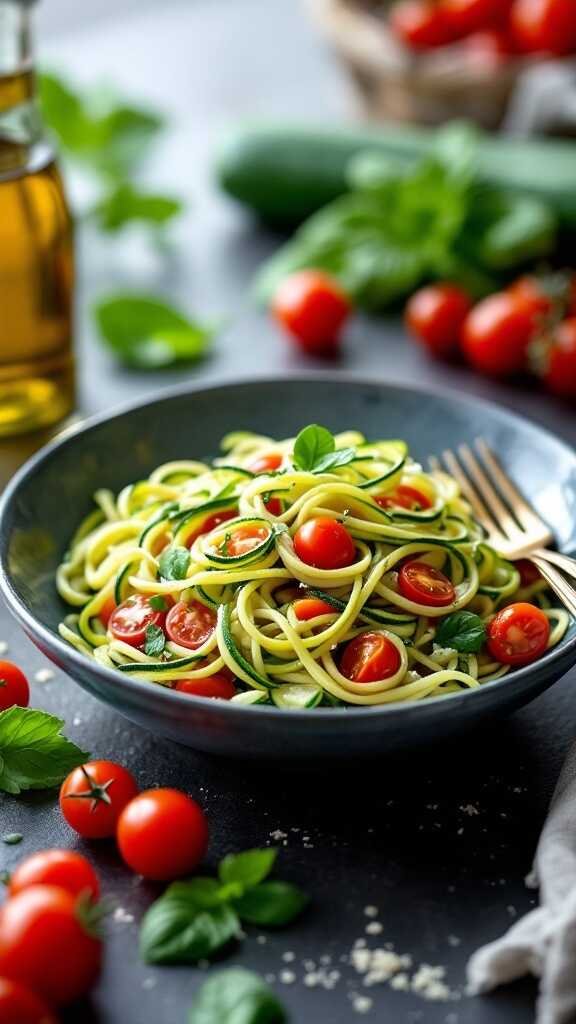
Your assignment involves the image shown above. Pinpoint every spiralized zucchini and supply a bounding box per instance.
[57,428,570,709]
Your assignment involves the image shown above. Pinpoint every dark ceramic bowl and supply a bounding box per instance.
[1,375,575,758]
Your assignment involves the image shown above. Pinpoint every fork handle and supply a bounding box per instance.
[530,556,576,619]
[530,548,576,584]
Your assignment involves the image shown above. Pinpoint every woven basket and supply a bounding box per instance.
[305,0,531,129]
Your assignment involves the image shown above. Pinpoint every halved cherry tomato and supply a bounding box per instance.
[272,269,350,356]
[487,602,550,666]
[405,283,472,359]
[441,0,512,37]
[0,885,101,1007]
[398,560,456,607]
[108,594,167,648]
[376,485,432,511]
[165,600,216,650]
[511,0,576,55]
[174,675,236,699]
[186,509,237,547]
[390,0,455,48]
[220,524,270,558]
[0,976,57,1024]
[462,292,535,376]
[59,760,139,839]
[340,632,401,682]
[517,559,541,587]
[248,452,283,474]
[0,662,29,711]
[9,851,99,902]
[98,596,116,628]
[544,318,576,399]
[117,788,209,881]
[294,517,356,571]
[293,597,336,621]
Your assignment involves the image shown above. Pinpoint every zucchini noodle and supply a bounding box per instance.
[56,429,570,710]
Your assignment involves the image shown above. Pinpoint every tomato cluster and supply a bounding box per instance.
[390,0,576,59]
[406,275,576,398]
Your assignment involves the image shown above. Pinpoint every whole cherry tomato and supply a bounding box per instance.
[405,283,472,360]
[173,675,236,699]
[441,0,512,36]
[59,760,139,839]
[340,632,401,683]
[117,788,209,881]
[390,0,455,48]
[247,452,283,474]
[544,318,576,399]
[9,850,99,902]
[0,976,58,1024]
[294,517,356,570]
[462,292,535,376]
[0,662,29,712]
[487,602,550,665]
[272,270,350,356]
[511,0,576,55]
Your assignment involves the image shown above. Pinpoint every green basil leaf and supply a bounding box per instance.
[188,968,286,1024]
[144,623,166,657]
[92,182,183,233]
[158,546,191,581]
[435,611,487,653]
[93,294,213,370]
[234,881,308,927]
[293,425,335,472]
[312,447,356,474]
[163,878,229,910]
[140,898,240,965]
[2,833,23,845]
[219,848,277,890]
[0,707,89,795]
[149,595,168,611]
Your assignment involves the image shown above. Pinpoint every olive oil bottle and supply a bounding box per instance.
[0,0,74,436]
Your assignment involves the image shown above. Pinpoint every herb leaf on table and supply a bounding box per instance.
[188,968,286,1024]
[234,881,309,927]
[91,182,183,233]
[94,295,214,370]
[0,707,89,795]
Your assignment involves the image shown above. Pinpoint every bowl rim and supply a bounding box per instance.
[1,370,575,722]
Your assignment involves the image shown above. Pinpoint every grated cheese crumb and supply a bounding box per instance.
[390,972,410,991]
[460,803,480,816]
[366,921,383,936]
[113,907,134,924]
[34,668,54,683]
[0,642,8,656]
[364,905,379,918]
[282,951,295,963]
[279,970,295,985]
[270,829,288,841]
[351,995,373,1014]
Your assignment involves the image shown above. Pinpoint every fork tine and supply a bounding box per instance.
[457,444,523,542]
[531,557,576,619]
[438,448,507,543]
[474,439,549,535]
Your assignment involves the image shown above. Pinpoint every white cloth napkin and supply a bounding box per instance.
[468,741,576,1024]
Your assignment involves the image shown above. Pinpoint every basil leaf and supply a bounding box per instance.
[219,848,277,890]
[163,878,229,910]
[189,968,286,1024]
[140,898,240,965]
[149,595,168,611]
[2,833,23,845]
[92,182,183,234]
[144,623,165,658]
[293,425,335,472]
[94,294,213,370]
[435,611,487,653]
[158,546,191,581]
[234,881,308,927]
[0,708,89,795]
[312,447,356,474]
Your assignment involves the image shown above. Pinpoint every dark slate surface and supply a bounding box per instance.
[0,1,575,1021]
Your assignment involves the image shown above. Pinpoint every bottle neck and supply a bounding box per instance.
[0,1,44,173]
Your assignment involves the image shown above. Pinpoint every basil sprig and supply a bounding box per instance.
[293,424,355,474]
[435,611,487,653]
[140,848,308,965]
[0,707,89,795]
[144,623,166,658]
[158,546,191,581]
[189,968,286,1024]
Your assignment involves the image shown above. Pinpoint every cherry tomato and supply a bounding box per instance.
[220,524,270,558]
[398,560,456,607]
[293,597,336,620]
[511,0,576,54]
[117,788,209,881]
[173,675,236,699]
[9,851,99,902]
[508,275,554,320]
[463,28,516,66]
[247,452,283,474]
[544,318,576,399]
[0,662,29,712]
[390,0,455,48]
[487,602,550,666]
[405,284,471,359]
[340,632,401,683]
[108,594,167,648]
[376,485,432,511]
[186,509,237,547]
[265,497,283,517]
[98,596,116,628]
[517,559,541,587]
[165,600,216,650]
[0,885,101,1006]
[441,0,512,36]
[462,292,535,376]
[59,760,139,839]
[294,517,356,571]
[0,976,58,1024]
[272,270,350,356]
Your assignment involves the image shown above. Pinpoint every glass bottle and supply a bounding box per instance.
[0,0,74,437]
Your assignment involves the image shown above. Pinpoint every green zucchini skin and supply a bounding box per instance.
[215,123,576,229]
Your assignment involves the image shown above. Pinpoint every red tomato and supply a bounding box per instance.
[59,760,139,839]
[220,524,270,558]
[0,976,58,1024]
[376,485,432,511]
[166,600,216,650]
[462,292,535,376]
[108,594,167,648]
[511,0,576,54]
[405,284,472,360]
[340,632,401,682]
[0,885,101,1007]
[517,559,541,587]
[272,270,350,356]
[441,0,512,36]
[390,0,455,48]
[544,318,576,399]
[186,509,237,547]
[464,28,516,66]
[293,597,336,620]
[9,851,99,902]
[117,788,209,881]
[98,596,116,627]
[294,517,356,571]
[487,602,550,665]
[508,275,554,320]
[173,675,236,699]
[247,452,283,474]
[265,497,283,517]
[398,560,456,607]
[0,662,29,712]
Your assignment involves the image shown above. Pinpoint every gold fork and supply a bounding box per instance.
[429,438,576,618]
